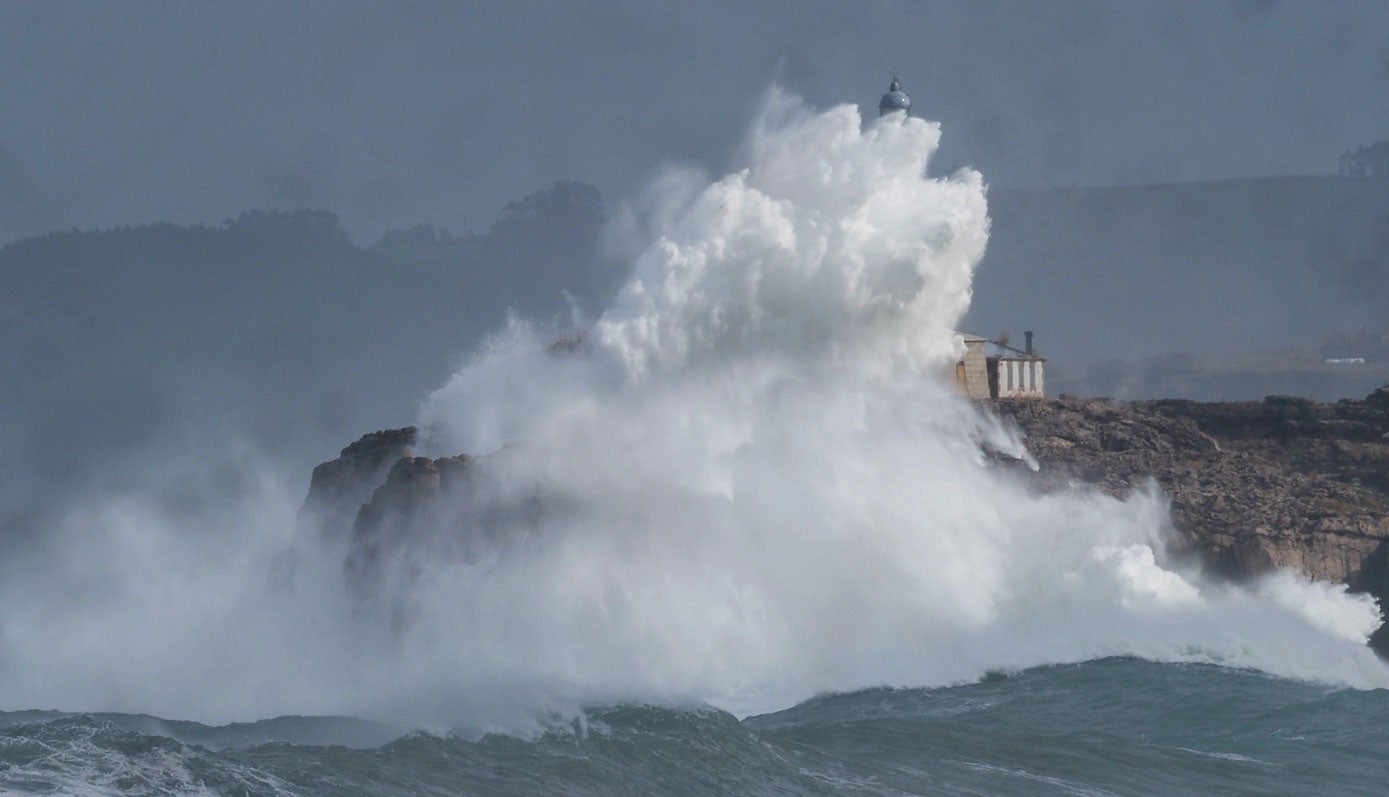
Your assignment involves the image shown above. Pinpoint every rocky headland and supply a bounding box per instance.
[992,387,1389,653]
[301,386,1389,654]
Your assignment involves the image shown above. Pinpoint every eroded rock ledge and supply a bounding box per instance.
[991,387,1389,653]
[301,387,1389,652]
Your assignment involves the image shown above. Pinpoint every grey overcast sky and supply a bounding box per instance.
[2,0,1387,245]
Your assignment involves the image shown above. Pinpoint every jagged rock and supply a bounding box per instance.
[298,427,418,539]
[303,386,1389,653]
[345,454,471,599]
[336,447,562,609]
[274,426,419,594]
[993,385,1389,654]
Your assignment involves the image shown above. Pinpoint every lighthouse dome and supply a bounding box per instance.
[878,76,911,117]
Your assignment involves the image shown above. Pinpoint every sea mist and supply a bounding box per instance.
[1,90,1383,730]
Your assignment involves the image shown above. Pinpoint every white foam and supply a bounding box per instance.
[0,90,1383,730]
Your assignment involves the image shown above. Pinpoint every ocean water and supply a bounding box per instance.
[3,659,1384,796]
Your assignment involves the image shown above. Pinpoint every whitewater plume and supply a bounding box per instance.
[409,90,1386,717]
[0,90,1383,730]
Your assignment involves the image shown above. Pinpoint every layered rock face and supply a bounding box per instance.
[298,430,554,608]
[301,387,1389,650]
[344,454,472,599]
[992,387,1389,652]
[299,427,420,540]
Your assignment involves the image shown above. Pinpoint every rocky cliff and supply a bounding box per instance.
[298,427,420,542]
[991,387,1389,652]
[298,429,559,610]
[301,386,1389,652]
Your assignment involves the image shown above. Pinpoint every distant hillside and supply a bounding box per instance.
[0,182,614,508]
[7,175,1389,512]
[966,176,1389,398]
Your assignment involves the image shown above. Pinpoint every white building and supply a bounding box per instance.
[954,331,1046,400]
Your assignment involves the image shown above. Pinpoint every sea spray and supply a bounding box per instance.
[407,89,1387,717]
[0,90,1384,731]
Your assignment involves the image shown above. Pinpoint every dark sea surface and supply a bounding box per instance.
[3,657,1384,796]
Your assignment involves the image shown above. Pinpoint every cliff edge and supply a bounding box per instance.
[301,386,1389,653]
[992,387,1389,653]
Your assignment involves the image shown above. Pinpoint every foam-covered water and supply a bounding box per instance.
[0,92,1384,793]
[3,660,1386,796]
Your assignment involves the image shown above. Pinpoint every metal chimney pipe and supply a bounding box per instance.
[1024,330,1034,356]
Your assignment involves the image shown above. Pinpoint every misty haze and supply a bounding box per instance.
[3,2,1389,795]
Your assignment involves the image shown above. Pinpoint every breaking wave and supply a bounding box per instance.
[4,660,1388,796]
[0,90,1383,732]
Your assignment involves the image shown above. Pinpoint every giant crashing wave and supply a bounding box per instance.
[0,89,1383,733]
